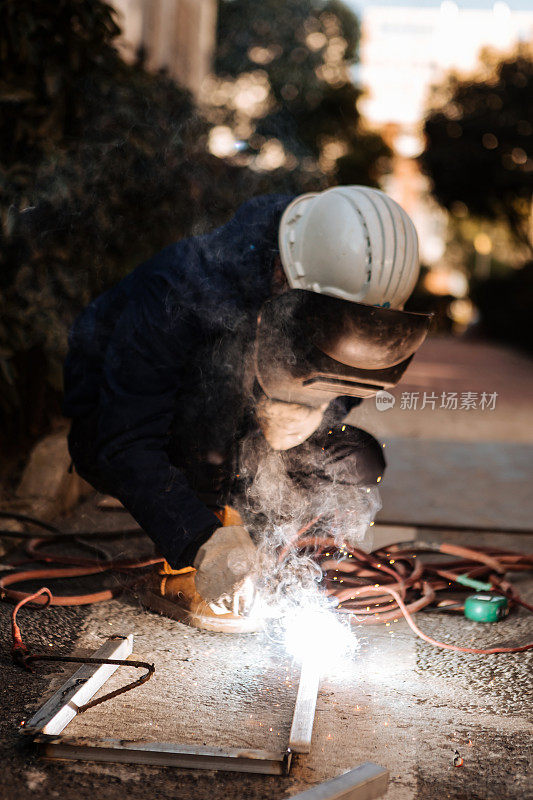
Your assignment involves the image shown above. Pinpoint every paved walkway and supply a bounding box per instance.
[349,335,533,443]
[348,335,533,535]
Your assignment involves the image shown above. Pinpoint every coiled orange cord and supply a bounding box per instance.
[284,521,533,654]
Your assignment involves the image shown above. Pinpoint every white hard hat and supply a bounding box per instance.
[278,186,420,310]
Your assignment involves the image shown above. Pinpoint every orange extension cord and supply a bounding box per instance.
[0,507,238,668]
[0,511,164,674]
[281,520,533,654]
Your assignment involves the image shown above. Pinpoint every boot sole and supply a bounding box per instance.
[138,589,262,633]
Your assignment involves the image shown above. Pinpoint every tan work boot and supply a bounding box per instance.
[139,565,262,633]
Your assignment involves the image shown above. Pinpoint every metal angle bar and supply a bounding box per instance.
[289,657,321,754]
[26,634,295,774]
[35,736,292,775]
[27,638,322,772]
[282,763,389,800]
[24,635,134,737]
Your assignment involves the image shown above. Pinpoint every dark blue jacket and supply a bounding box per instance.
[64,194,358,566]
[64,195,293,565]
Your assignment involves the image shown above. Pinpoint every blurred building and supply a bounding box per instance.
[357,1,533,128]
[351,1,533,268]
[112,0,218,97]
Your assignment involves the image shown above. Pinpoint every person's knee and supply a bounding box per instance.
[322,424,385,486]
[285,423,386,488]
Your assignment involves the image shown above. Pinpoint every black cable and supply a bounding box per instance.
[375,519,533,536]
[0,510,143,539]
[0,511,59,533]
[0,528,144,539]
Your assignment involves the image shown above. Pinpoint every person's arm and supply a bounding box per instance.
[95,274,219,567]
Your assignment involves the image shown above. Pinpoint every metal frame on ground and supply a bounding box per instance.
[24,633,321,775]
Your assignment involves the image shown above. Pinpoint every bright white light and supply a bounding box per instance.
[208,126,238,158]
[283,606,356,670]
[394,133,424,159]
[493,1,511,20]
[254,139,286,171]
[440,1,459,18]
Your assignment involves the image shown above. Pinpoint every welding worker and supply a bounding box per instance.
[63,186,431,632]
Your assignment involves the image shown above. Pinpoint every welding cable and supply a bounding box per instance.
[374,518,533,537]
[0,510,143,539]
[370,584,533,654]
[2,566,119,606]
[11,590,154,708]
[2,513,158,711]
[24,535,160,567]
[0,510,163,605]
[0,556,163,606]
[284,522,533,653]
[484,575,533,615]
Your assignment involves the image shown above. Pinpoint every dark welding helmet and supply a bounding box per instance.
[255,290,432,407]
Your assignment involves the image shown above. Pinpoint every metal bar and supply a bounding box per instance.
[27,634,306,774]
[24,635,134,737]
[282,763,389,800]
[289,657,321,754]
[35,735,292,775]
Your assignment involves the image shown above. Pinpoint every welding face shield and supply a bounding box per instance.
[255,290,432,407]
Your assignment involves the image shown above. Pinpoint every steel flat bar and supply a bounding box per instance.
[24,635,134,736]
[283,763,389,800]
[35,735,292,775]
[289,657,321,754]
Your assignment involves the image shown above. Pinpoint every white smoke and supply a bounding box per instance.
[235,440,381,615]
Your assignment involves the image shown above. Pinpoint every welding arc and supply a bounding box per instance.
[285,527,533,654]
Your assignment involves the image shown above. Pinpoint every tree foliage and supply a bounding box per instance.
[0,0,310,455]
[215,0,390,185]
[0,0,120,161]
[472,260,533,353]
[0,0,385,460]
[421,52,533,254]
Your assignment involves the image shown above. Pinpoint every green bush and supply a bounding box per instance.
[472,261,533,354]
[422,52,533,255]
[216,0,391,185]
[0,1,319,459]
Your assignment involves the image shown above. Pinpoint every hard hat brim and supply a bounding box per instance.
[304,291,432,370]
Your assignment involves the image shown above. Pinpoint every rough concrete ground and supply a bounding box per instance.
[1,336,532,800]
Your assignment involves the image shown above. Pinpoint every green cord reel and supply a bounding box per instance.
[453,574,509,622]
[464,593,509,623]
